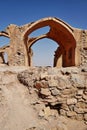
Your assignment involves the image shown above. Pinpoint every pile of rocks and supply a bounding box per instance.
[17,66,87,124]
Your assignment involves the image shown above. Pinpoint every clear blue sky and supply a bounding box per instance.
[0,0,87,66]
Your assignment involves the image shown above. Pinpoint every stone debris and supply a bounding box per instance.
[0,66,87,130]
[51,88,60,96]
[66,98,77,105]
[18,66,87,124]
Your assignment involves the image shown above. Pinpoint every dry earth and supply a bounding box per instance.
[0,65,87,130]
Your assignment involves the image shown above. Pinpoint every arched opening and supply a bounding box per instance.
[3,52,8,64]
[23,17,76,67]
[31,38,58,67]
[0,36,9,65]
[0,52,8,64]
[29,26,50,37]
[0,36,10,47]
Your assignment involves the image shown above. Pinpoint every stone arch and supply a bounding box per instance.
[23,17,76,67]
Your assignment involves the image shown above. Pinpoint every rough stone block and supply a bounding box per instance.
[67,98,77,105]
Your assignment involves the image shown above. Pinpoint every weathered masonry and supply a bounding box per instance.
[0,17,87,67]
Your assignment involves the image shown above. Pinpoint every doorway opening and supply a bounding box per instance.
[31,38,58,67]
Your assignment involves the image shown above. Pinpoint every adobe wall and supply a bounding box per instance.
[0,17,87,67]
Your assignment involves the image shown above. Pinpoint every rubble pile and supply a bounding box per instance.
[18,66,87,124]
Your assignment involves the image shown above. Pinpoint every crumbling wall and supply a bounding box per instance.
[17,66,87,123]
[5,24,29,66]
[0,17,87,67]
[73,29,87,66]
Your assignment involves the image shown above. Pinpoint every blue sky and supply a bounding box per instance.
[0,0,87,66]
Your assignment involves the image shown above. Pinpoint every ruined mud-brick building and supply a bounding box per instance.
[0,17,87,67]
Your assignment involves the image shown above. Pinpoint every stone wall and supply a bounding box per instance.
[17,66,87,124]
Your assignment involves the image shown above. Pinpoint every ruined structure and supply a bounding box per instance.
[0,17,87,129]
[0,17,87,67]
[17,66,87,124]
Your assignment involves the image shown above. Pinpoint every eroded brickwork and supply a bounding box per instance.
[0,17,87,67]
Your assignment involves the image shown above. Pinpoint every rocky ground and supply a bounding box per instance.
[0,65,87,130]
